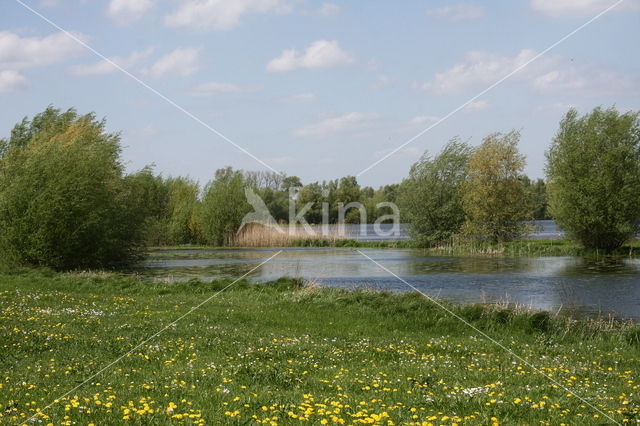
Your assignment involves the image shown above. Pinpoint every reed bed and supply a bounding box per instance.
[231,223,348,247]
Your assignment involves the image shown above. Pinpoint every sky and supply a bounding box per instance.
[0,0,639,188]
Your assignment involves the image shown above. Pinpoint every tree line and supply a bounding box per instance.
[399,107,640,249]
[0,105,638,270]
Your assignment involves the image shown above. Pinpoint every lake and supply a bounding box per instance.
[141,247,640,320]
[323,220,563,241]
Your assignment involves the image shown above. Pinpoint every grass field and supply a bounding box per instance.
[1,270,639,425]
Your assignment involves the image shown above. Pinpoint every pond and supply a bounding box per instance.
[312,221,563,241]
[141,247,640,320]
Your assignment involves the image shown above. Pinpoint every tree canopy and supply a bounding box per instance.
[546,107,640,250]
[0,107,148,269]
[461,131,530,242]
[398,138,473,246]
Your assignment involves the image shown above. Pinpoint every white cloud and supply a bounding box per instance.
[165,0,292,31]
[70,48,154,76]
[419,48,637,98]
[420,49,539,93]
[409,115,440,125]
[426,3,484,21]
[145,47,202,77]
[280,92,316,103]
[371,74,392,89]
[532,67,635,96]
[305,2,342,17]
[464,100,489,112]
[107,0,153,24]
[266,40,352,72]
[531,0,640,17]
[188,81,258,96]
[0,70,28,93]
[534,102,580,113]
[0,31,85,70]
[292,112,378,138]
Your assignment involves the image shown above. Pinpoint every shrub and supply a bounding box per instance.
[462,131,530,242]
[200,167,251,246]
[546,107,640,250]
[0,107,148,269]
[397,138,473,246]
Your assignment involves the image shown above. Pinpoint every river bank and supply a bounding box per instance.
[152,237,640,258]
[1,270,638,424]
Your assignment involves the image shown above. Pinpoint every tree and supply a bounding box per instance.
[165,177,202,244]
[296,182,325,224]
[398,138,473,246]
[462,131,530,242]
[200,167,251,246]
[0,107,147,269]
[281,176,303,192]
[125,167,171,246]
[546,107,640,250]
[522,177,550,220]
[334,176,362,223]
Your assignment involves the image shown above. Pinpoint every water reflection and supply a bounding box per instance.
[141,248,640,320]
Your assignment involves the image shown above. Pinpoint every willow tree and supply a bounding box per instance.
[200,167,251,246]
[546,107,640,250]
[398,138,473,246]
[166,176,202,244]
[0,107,147,269]
[461,131,530,242]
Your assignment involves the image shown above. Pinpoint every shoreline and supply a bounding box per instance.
[148,237,640,258]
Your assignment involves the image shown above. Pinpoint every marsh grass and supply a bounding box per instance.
[231,223,347,247]
[1,269,639,424]
[150,238,640,258]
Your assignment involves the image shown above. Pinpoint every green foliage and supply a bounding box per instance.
[296,182,325,224]
[125,167,170,246]
[363,184,399,223]
[462,131,530,242]
[165,176,203,244]
[200,167,251,245]
[522,177,551,220]
[335,176,363,223]
[0,107,147,269]
[546,107,640,250]
[398,138,473,246]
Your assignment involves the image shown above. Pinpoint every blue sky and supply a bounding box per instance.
[1,0,639,187]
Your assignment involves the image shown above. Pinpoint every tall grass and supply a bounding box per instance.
[231,222,347,247]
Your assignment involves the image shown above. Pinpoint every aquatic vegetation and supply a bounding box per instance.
[0,271,638,424]
[232,223,347,247]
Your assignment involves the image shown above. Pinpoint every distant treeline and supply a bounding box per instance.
[0,105,638,270]
[114,162,552,248]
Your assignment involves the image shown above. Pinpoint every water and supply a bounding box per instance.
[337,220,563,241]
[141,247,640,320]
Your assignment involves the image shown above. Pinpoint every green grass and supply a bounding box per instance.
[1,270,639,425]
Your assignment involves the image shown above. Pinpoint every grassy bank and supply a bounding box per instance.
[1,270,638,425]
[151,238,640,258]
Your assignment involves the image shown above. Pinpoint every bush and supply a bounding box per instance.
[546,107,640,250]
[397,138,473,246]
[200,167,251,246]
[0,107,148,269]
[462,131,530,242]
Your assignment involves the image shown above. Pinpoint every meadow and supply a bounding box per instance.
[1,269,639,425]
